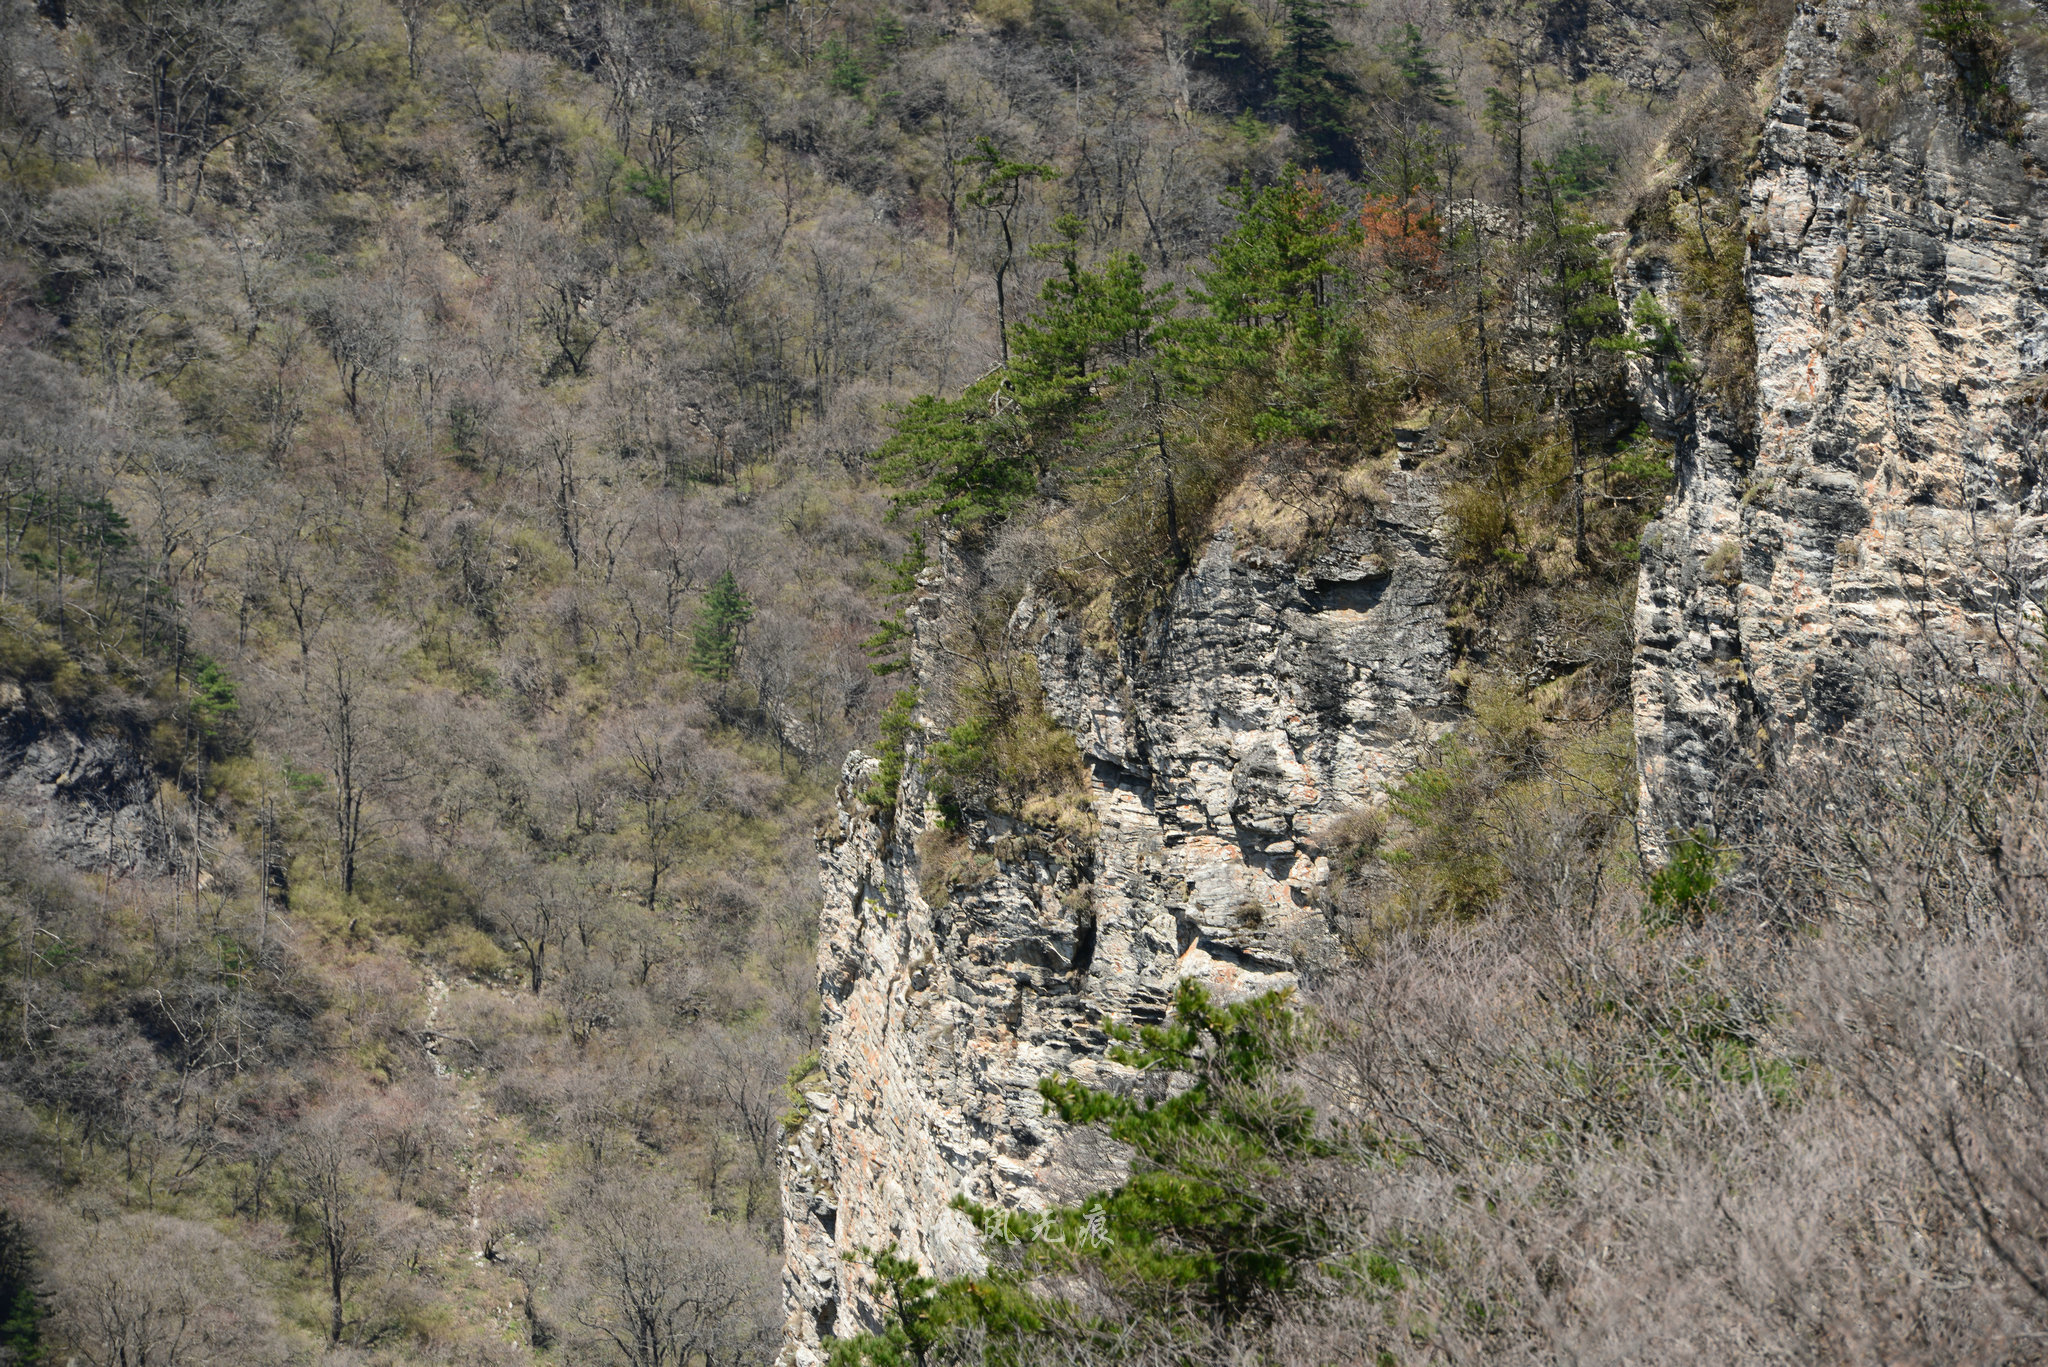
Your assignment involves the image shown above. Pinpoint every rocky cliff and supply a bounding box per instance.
[784,0,2048,1347]
[778,467,1455,1359]
[0,689,170,876]
[1633,0,2048,846]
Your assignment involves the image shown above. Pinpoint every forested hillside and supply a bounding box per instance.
[6,0,2037,1355]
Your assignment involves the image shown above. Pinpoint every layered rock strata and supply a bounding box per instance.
[779,469,1455,1360]
[786,4,2048,1352]
[1634,0,2048,843]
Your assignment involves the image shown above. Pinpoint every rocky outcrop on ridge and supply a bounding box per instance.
[785,3,2048,1352]
[778,468,1456,1360]
[1633,0,2048,846]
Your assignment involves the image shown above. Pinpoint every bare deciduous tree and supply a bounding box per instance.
[558,1171,776,1367]
[312,647,417,896]
[285,1109,383,1343]
[48,1213,276,1367]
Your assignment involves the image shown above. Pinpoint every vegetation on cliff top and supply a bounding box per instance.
[0,0,1837,1350]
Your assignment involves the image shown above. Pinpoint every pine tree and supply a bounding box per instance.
[1381,23,1457,108]
[1546,93,1616,202]
[1011,214,1172,464]
[1178,174,1358,439]
[1271,0,1359,171]
[1481,43,1539,222]
[874,380,1033,529]
[687,569,753,682]
[828,984,1350,1366]
[0,1213,42,1367]
[1178,0,1271,104]
[862,531,928,676]
[958,139,1059,363]
[1530,168,1622,564]
[1027,982,1341,1317]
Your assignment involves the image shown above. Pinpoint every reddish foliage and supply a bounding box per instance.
[1355,193,1443,278]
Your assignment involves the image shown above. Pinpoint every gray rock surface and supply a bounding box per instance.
[778,470,1455,1360]
[786,5,2048,1355]
[0,690,170,875]
[1633,0,2048,847]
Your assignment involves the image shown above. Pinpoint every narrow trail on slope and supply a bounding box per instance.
[421,965,532,1347]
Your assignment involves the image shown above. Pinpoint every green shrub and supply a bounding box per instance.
[926,661,1094,840]
[0,607,85,703]
[1646,828,1726,929]
[862,689,919,812]
[356,855,487,945]
[1443,482,1516,567]
[431,923,509,979]
[1920,0,2026,133]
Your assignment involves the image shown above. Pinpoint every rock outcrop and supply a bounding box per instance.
[0,691,170,875]
[778,467,1455,1360]
[1633,0,2048,844]
[786,2,2048,1352]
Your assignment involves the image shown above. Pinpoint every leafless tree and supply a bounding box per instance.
[486,857,576,992]
[285,1108,384,1343]
[46,1213,276,1367]
[557,1169,777,1367]
[618,727,698,914]
[312,646,417,895]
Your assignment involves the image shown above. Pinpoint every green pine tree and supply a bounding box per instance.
[823,38,869,96]
[828,983,1355,1366]
[863,531,928,676]
[1011,214,1173,462]
[191,655,240,746]
[1178,0,1271,103]
[1546,93,1616,201]
[0,1213,42,1367]
[1271,0,1359,170]
[879,216,1174,531]
[1178,174,1359,439]
[875,379,1034,529]
[688,569,753,682]
[1529,168,1622,563]
[827,1245,948,1367]
[1381,23,1458,107]
[1025,981,1342,1317]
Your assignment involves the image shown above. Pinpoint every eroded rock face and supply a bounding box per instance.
[0,695,170,875]
[778,471,1455,1360]
[1633,0,2048,845]
[1031,471,1456,997]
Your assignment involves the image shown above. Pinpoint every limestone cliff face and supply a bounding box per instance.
[778,469,1454,1359]
[786,3,2048,1348]
[1633,0,2048,844]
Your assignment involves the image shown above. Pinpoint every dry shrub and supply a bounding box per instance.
[916,825,997,907]
[548,1168,779,1367]
[44,1212,283,1367]
[1442,481,1515,568]
[938,594,2048,1366]
[1284,615,2048,1363]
